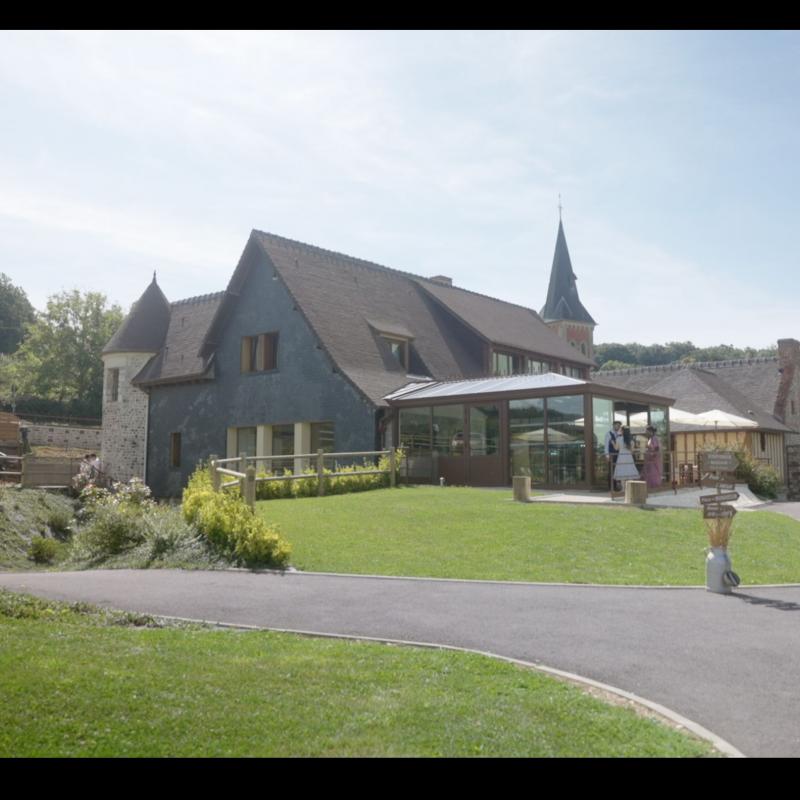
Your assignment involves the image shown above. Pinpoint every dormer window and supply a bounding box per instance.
[241,333,278,373]
[366,319,414,372]
[382,335,409,370]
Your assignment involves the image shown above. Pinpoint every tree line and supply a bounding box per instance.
[0,273,123,419]
[594,341,778,372]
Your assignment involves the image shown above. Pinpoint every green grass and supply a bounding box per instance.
[257,486,800,585]
[0,590,716,757]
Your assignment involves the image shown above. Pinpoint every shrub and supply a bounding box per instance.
[74,503,147,558]
[253,450,403,501]
[140,505,205,563]
[195,491,255,553]
[111,477,154,508]
[182,465,292,568]
[748,463,781,499]
[29,536,61,564]
[47,508,74,540]
[233,517,292,567]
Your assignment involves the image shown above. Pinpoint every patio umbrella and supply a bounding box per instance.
[689,409,757,429]
[667,408,708,425]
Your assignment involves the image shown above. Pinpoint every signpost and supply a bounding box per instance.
[699,452,738,474]
[698,451,741,593]
[699,491,739,505]
[702,504,737,519]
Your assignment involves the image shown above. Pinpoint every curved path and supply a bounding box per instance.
[2,568,800,758]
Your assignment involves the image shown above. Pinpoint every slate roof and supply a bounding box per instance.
[132,293,224,386]
[238,230,594,405]
[540,220,596,325]
[110,229,597,401]
[592,359,793,433]
[417,279,594,365]
[102,276,171,355]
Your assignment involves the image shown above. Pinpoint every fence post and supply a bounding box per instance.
[317,448,325,497]
[243,466,256,511]
[239,452,247,472]
[389,448,396,488]
[209,454,220,492]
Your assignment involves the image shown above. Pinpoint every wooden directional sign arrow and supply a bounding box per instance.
[700,491,739,505]
[703,504,737,519]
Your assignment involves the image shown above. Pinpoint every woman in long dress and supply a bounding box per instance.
[643,424,662,489]
[613,426,640,487]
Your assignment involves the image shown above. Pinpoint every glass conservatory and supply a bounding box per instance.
[386,373,672,490]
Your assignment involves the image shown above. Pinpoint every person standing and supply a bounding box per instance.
[613,426,641,491]
[605,420,622,492]
[643,424,662,489]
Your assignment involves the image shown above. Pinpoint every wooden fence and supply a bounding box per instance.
[0,454,82,488]
[208,449,397,510]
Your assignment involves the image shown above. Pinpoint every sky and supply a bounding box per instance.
[0,30,798,348]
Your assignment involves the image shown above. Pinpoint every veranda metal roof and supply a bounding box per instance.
[384,373,587,402]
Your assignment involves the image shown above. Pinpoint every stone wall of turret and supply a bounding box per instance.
[100,352,153,483]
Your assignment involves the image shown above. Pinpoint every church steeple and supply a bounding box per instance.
[540,217,596,358]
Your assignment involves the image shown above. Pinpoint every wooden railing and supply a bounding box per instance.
[208,449,397,510]
[0,454,22,482]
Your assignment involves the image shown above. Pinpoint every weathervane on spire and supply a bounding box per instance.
[558,193,563,221]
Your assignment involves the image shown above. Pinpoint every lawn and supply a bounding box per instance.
[0,590,716,757]
[257,486,800,585]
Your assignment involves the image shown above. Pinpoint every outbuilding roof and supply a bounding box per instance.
[592,360,792,433]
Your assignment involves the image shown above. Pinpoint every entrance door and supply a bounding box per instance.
[467,403,503,486]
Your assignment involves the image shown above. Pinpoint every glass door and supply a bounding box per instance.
[467,403,503,485]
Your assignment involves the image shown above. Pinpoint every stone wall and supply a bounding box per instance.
[25,423,102,451]
[101,351,153,483]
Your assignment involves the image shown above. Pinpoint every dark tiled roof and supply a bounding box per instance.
[238,230,594,405]
[592,359,792,432]
[540,220,596,325]
[132,293,224,386]
[415,279,594,366]
[102,277,171,354]
[250,232,486,404]
[114,229,596,398]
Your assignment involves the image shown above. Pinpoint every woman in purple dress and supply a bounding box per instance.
[643,425,662,489]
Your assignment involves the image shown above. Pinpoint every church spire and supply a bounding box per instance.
[539,215,596,361]
[540,217,595,326]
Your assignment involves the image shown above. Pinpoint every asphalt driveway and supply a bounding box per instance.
[2,568,800,757]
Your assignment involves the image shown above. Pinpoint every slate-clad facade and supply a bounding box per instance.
[103,225,597,496]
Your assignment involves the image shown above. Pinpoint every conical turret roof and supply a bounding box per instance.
[540,220,596,325]
[103,274,171,354]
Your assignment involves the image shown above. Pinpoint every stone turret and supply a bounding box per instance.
[540,219,596,359]
[101,275,170,483]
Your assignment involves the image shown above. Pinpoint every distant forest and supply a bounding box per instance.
[594,341,778,371]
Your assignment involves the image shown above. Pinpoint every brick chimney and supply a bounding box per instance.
[775,338,800,423]
[429,275,453,287]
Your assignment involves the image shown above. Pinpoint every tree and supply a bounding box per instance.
[0,290,123,417]
[0,273,35,354]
